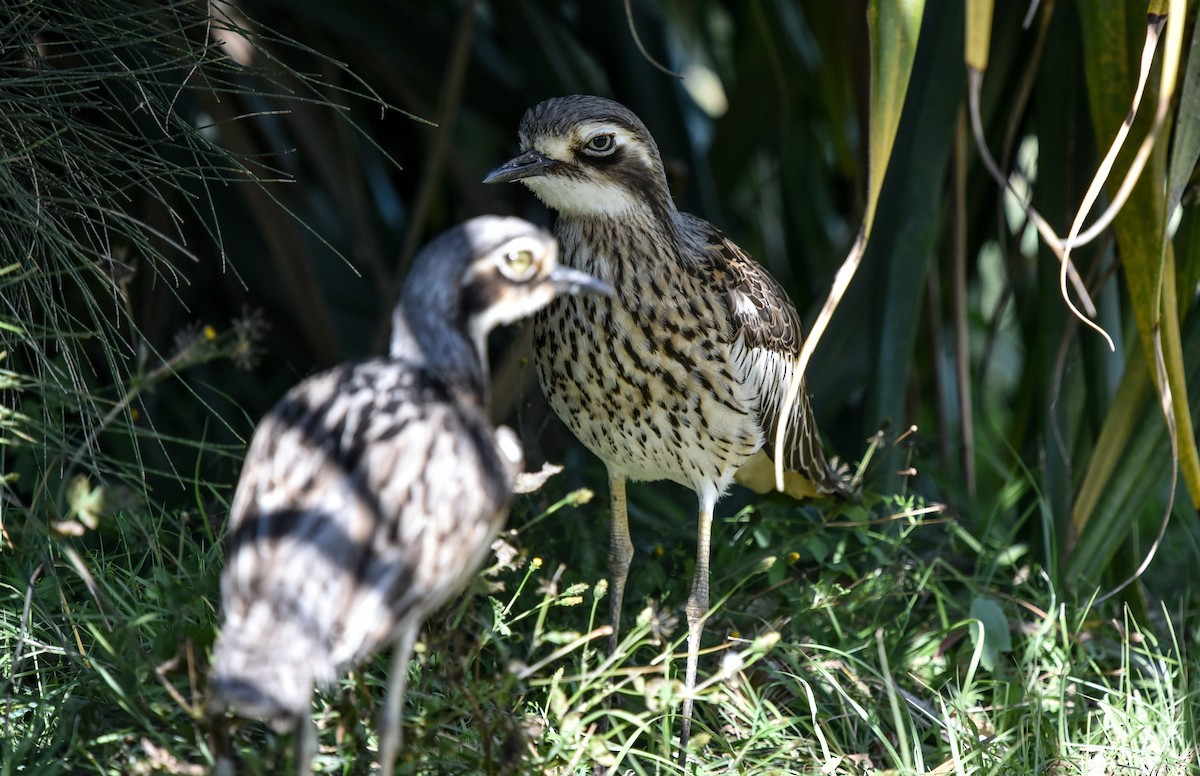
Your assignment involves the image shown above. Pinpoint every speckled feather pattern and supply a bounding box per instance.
[535,218,755,492]
[523,100,842,498]
[496,96,845,761]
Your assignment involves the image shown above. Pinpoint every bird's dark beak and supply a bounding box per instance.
[546,266,613,297]
[483,148,558,184]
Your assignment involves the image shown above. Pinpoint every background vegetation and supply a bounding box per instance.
[2,0,1198,773]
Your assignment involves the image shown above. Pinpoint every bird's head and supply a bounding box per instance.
[455,216,613,337]
[395,216,612,364]
[483,95,672,220]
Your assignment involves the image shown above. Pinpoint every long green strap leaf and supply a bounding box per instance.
[773,0,925,488]
[865,0,926,235]
[1075,2,1200,530]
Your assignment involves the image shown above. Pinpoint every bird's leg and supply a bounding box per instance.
[209,709,236,776]
[378,627,417,776]
[606,473,633,654]
[678,488,717,764]
[295,708,317,776]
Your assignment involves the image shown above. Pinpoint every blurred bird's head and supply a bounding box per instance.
[395,216,612,364]
[484,95,672,220]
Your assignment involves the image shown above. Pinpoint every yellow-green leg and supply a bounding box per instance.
[678,487,716,765]
[606,472,633,653]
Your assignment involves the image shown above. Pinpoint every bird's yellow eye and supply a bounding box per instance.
[505,248,535,276]
[584,133,616,155]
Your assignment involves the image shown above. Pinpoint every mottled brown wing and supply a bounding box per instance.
[713,245,804,358]
[683,214,844,497]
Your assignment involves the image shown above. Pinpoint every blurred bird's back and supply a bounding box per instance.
[206,359,510,724]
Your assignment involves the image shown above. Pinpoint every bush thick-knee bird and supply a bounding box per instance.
[485,95,849,761]
[207,215,612,776]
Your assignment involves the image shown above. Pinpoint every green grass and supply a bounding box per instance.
[3,470,1197,775]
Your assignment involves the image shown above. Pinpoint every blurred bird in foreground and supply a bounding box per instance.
[485,95,850,761]
[207,216,612,775]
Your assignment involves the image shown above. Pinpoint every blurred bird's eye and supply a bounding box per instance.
[583,134,616,155]
[505,249,535,276]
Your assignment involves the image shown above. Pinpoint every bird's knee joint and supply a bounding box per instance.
[608,543,633,574]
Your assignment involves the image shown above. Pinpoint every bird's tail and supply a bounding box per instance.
[734,449,856,501]
[207,606,331,730]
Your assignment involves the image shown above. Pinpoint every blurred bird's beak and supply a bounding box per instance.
[546,266,613,297]
[483,149,558,184]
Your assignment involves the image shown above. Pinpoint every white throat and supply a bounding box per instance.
[523,175,645,218]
